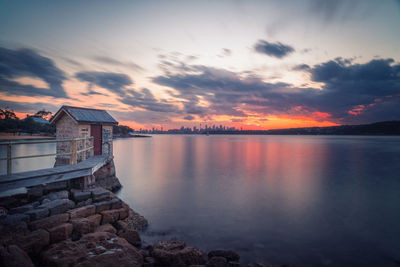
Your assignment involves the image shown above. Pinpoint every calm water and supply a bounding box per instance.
[1,135,400,266]
[114,135,400,266]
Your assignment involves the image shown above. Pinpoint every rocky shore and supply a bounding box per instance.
[0,182,245,267]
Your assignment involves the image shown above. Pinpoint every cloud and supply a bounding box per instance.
[254,40,295,59]
[218,48,232,57]
[292,64,311,71]
[184,115,195,120]
[153,57,400,124]
[0,99,59,114]
[93,56,144,72]
[0,47,68,98]
[75,71,133,96]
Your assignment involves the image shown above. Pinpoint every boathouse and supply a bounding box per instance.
[50,106,118,165]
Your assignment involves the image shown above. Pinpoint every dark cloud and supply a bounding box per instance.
[184,115,195,120]
[75,71,132,96]
[153,57,400,124]
[219,48,232,57]
[120,88,179,113]
[0,99,58,114]
[254,40,295,59]
[93,56,144,72]
[0,47,68,98]
[292,64,311,71]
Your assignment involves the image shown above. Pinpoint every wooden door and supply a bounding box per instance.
[91,124,102,155]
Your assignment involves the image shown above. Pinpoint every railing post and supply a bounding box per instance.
[71,139,77,165]
[90,137,94,157]
[7,143,12,175]
[82,138,86,161]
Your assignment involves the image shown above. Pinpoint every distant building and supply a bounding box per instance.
[50,106,118,165]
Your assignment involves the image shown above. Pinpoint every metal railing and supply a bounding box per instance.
[0,136,94,175]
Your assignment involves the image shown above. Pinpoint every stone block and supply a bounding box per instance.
[44,181,68,192]
[76,198,93,208]
[101,209,120,224]
[17,229,50,254]
[95,223,117,234]
[46,190,69,200]
[25,208,49,221]
[9,204,33,214]
[71,217,96,237]
[68,205,95,219]
[117,207,129,220]
[49,223,73,243]
[115,220,128,231]
[0,245,34,267]
[29,213,70,231]
[94,200,111,213]
[87,214,102,226]
[90,187,111,202]
[71,190,92,202]
[118,228,141,247]
[27,186,44,199]
[1,214,30,225]
[38,199,74,216]
[110,198,122,209]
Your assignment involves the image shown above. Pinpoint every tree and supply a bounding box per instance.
[0,108,17,120]
[34,109,53,120]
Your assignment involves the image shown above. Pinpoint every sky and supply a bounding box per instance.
[0,0,400,130]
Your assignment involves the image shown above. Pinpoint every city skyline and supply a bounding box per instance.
[1,0,400,130]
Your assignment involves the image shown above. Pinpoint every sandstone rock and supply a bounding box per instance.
[25,208,49,221]
[48,223,73,243]
[96,223,117,234]
[208,250,240,262]
[75,198,93,208]
[71,190,91,202]
[109,198,122,209]
[87,214,102,226]
[71,217,96,237]
[151,240,205,267]
[27,186,44,199]
[43,181,68,192]
[90,187,111,202]
[0,222,29,246]
[101,209,120,224]
[38,199,74,216]
[207,256,228,267]
[68,205,95,219]
[115,220,128,230]
[0,245,34,267]
[228,262,241,267]
[122,209,148,230]
[117,207,129,220]
[1,214,30,225]
[94,200,111,213]
[118,228,141,247]
[16,229,50,254]
[46,190,69,200]
[9,204,33,215]
[29,213,70,231]
[41,231,143,267]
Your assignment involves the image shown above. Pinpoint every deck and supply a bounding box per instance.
[0,155,109,192]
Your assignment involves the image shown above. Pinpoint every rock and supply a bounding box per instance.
[71,218,96,239]
[46,190,69,201]
[16,229,50,254]
[96,224,117,234]
[87,214,102,226]
[41,198,51,204]
[27,186,44,199]
[228,262,241,267]
[0,222,29,246]
[38,199,74,216]
[0,207,7,219]
[110,198,122,209]
[101,209,120,224]
[25,208,49,221]
[29,213,70,231]
[75,198,93,208]
[0,245,34,267]
[207,256,228,267]
[1,214,30,225]
[43,181,68,192]
[208,250,240,262]
[41,231,143,267]
[151,240,205,267]
[9,204,33,214]
[68,205,95,219]
[48,223,73,243]
[71,190,91,202]
[118,228,141,247]
[94,200,111,213]
[115,220,128,230]
[122,209,148,230]
[90,187,111,202]
[117,207,129,220]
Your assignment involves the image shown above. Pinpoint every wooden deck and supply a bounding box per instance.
[0,155,110,192]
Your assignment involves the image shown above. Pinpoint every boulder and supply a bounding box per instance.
[206,256,228,267]
[75,198,93,208]
[87,214,102,226]
[9,203,34,214]
[90,187,111,202]
[118,228,141,247]
[41,231,143,267]
[46,190,69,201]
[101,209,120,224]
[1,214,30,225]
[96,224,117,234]
[115,220,128,231]
[116,207,129,220]
[25,208,49,221]
[71,217,96,238]
[43,181,68,192]
[48,223,73,243]
[16,229,50,254]
[0,207,7,219]
[29,213,70,231]
[122,209,148,230]
[151,240,205,267]
[0,245,34,267]
[94,201,111,213]
[68,205,95,219]
[38,199,74,216]
[109,198,122,209]
[71,190,91,202]
[208,250,240,262]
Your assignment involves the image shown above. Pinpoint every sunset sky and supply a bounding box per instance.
[1,0,399,130]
